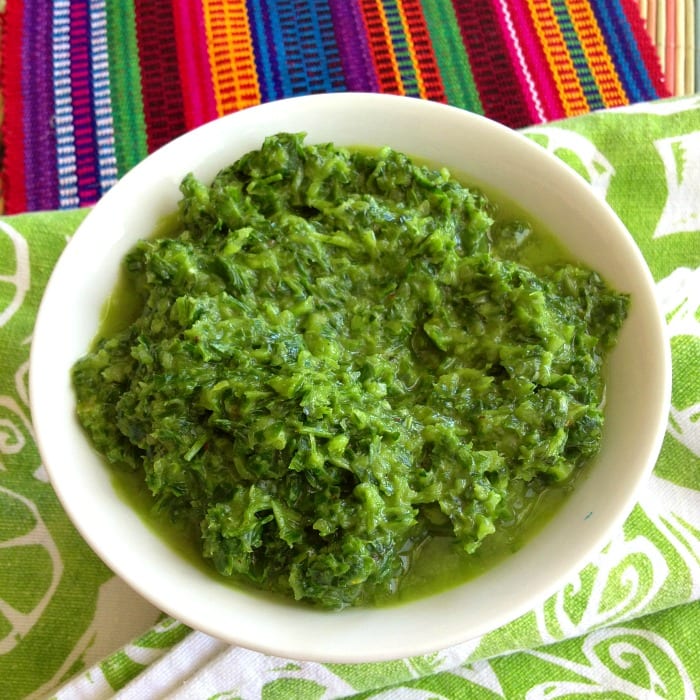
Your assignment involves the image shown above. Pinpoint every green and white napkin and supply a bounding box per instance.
[1,96,699,699]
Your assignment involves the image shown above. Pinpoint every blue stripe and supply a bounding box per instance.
[277,0,342,95]
[588,0,659,102]
[247,0,287,101]
[250,0,345,99]
[299,0,347,92]
[278,0,309,93]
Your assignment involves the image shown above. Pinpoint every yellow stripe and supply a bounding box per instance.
[567,0,628,108]
[527,0,588,116]
[202,0,261,116]
[685,0,694,94]
[370,0,406,94]
[396,0,427,98]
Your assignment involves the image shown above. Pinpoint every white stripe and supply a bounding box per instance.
[497,0,547,123]
[52,0,79,208]
[89,0,119,193]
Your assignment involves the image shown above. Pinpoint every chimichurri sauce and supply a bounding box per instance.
[72,134,629,609]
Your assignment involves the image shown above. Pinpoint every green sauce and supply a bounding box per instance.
[73,134,629,609]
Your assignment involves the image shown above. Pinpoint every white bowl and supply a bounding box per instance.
[30,93,670,662]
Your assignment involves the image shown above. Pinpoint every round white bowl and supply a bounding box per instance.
[30,93,670,662]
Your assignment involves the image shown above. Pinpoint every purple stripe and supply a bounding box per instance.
[327,0,379,92]
[70,0,100,205]
[23,0,59,210]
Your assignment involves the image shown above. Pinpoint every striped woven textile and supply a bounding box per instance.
[1,0,669,214]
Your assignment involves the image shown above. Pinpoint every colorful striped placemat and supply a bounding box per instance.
[1,0,670,214]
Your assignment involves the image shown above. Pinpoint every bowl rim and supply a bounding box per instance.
[29,92,671,662]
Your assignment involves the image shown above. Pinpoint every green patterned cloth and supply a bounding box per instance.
[1,96,699,699]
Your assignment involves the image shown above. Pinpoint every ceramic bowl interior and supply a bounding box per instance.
[30,93,670,662]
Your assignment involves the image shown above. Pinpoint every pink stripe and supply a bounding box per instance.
[172,0,218,130]
[493,0,543,123]
[69,0,100,204]
[501,0,566,121]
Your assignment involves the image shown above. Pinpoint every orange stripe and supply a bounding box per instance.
[526,0,588,115]
[395,0,426,98]
[201,0,261,116]
[567,0,628,108]
[397,0,447,101]
[360,0,405,94]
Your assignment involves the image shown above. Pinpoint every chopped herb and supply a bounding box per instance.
[72,133,629,609]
